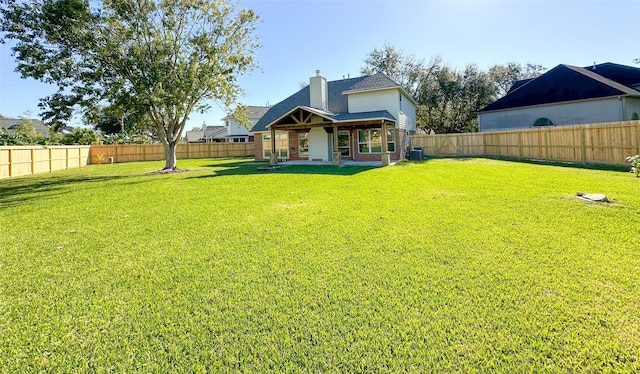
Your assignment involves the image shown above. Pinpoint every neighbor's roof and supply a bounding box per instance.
[481,62,640,113]
[0,118,49,134]
[222,105,270,121]
[251,73,408,132]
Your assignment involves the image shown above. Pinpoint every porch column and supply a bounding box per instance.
[269,127,278,165]
[381,121,390,166]
[332,124,341,166]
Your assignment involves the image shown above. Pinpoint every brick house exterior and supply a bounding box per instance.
[251,71,417,165]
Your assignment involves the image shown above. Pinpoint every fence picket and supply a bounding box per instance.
[411,120,640,166]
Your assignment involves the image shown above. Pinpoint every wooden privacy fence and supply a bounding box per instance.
[0,146,90,179]
[88,142,254,164]
[410,120,640,166]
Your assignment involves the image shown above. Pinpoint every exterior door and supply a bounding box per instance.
[338,130,351,159]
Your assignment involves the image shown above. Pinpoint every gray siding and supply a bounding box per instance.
[625,97,640,120]
[479,98,623,132]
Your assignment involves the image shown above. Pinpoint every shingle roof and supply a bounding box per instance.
[341,72,400,93]
[252,75,368,132]
[480,63,640,112]
[587,62,640,88]
[0,118,49,134]
[332,110,396,122]
[222,105,270,121]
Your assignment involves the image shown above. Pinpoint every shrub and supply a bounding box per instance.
[626,155,640,177]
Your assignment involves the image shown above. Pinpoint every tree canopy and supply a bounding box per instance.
[1,0,260,169]
[362,44,545,133]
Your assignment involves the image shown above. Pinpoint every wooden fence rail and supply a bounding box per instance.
[0,146,91,179]
[410,120,640,166]
[88,142,254,164]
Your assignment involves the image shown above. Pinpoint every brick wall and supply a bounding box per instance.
[254,133,264,160]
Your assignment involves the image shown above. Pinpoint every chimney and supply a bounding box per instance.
[309,70,327,111]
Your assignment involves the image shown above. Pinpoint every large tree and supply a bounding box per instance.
[362,45,497,133]
[1,0,259,170]
[362,45,545,133]
[487,62,546,97]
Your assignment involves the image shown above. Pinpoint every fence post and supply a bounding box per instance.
[637,123,640,155]
[66,148,69,169]
[580,127,587,164]
[518,131,523,159]
[31,148,36,175]
[544,130,550,161]
[482,133,487,156]
[49,148,53,172]
[8,148,13,177]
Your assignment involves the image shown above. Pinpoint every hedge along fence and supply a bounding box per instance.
[0,146,91,179]
[88,142,254,164]
[410,120,640,166]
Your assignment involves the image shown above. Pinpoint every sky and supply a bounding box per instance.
[1,0,639,130]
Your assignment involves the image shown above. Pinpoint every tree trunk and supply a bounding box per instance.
[164,140,178,170]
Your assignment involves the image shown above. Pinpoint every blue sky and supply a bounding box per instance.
[1,0,638,130]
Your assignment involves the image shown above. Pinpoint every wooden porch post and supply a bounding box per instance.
[270,127,277,165]
[332,124,340,165]
[381,121,390,166]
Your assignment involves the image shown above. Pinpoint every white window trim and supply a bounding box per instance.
[263,132,289,159]
[357,128,395,154]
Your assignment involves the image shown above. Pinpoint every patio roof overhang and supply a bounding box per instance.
[266,105,396,130]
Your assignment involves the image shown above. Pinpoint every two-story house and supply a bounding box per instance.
[185,106,269,143]
[251,71,417,166]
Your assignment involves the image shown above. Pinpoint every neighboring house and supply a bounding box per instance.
[478,62,640,132]
[0,118,50,134]
[184,106,269,143]
[220,106,270,143]
[251,71,417,165]
[184,125,226,143]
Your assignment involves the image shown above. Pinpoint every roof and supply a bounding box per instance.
[203,126,227,140]
[222,105,270,121]
[481,62,640,113]
[251,73,406,132]
[0,118,49,134]
[184,130,204,142]
[587,62,640,87]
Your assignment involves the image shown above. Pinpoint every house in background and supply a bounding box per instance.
[184,106,269,143]
[251,71,417,165]
[0,118,50,134]
[478,62,640,132]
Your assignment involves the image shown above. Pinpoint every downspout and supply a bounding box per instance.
[622,97,627,121]
[619,96,626,121]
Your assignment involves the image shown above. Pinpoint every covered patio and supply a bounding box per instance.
[266,106,398,166]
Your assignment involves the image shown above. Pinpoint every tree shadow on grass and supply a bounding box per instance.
[189,160,379,179]
[0,174,131,209]
[396,156,630,173]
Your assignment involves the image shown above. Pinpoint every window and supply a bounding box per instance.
[632,113,639,120]
[263,133,289,159]
[298,132,309,157]
[358,128,395,154]
[533,117,554,127]
[338,130,350,157]
[387,129,395,152]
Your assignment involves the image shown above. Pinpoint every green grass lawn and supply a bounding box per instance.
[1,158,639,372]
